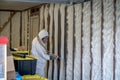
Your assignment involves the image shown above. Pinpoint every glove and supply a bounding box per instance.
[50,55,58,60]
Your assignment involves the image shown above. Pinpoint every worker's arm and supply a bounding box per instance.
[36,46,50,60]
[35,44,57,60]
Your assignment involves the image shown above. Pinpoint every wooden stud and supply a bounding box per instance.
[28,10,31,51]
[113,0,116,80]
[81,3,83,80]
[101,0,103,79]
[20,12,22,46]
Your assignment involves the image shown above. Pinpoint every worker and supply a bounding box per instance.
[31,29,58,77]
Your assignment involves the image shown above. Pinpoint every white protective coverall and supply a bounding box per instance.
[31,29,50,77]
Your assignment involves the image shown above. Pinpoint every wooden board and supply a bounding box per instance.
[115,0,120,79]
[21,11,28,50]
[0,11,10,46]
[29,12,39,51]
[30,16,39,40]
[73,4,82,80]
[102,0,114,80]
[59,4,66,80]
[66,5,74,80]
[53,4,60,80]
[82,2,91,80]
[91,0,102,80]
[11,12,20,48]
[48,4,54,80]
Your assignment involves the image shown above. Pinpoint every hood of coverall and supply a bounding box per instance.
[38,29,48,40]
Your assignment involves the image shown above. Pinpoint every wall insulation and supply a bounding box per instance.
[44,5,49,75]
[74,4,82,80]
[59,4,66,80]
[66,5,73,80]
[91,0,102,80]
[115,0,120,80]
[44,5,49,31]
[39,6,44,30]
[0,0,120,80]
[48,4,54,80]
[82,1,91,80]
[53,4,60,80]
[103,0,114,80]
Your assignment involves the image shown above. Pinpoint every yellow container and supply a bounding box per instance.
[13,55,38,75]
[13,55,38,60]
[22,74,48,80]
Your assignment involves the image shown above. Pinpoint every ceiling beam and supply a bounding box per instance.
[0,0,90,4]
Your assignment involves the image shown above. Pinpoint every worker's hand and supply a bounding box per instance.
[50,55,58,60]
